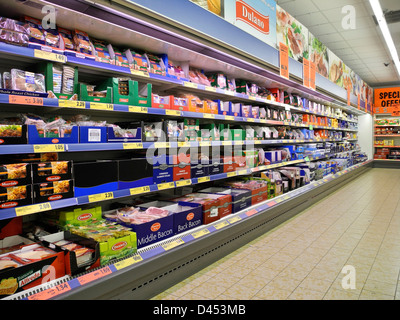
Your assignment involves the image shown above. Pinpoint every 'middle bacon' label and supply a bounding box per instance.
[235,0,270,35]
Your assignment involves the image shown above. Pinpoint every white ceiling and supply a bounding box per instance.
[276,0,400,88]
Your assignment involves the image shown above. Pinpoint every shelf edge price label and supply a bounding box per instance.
[90,102,114,111]
[9,95,43,106]
[77,266,112,286]
[165,109,181,116]
[28,282,71,300]
[192,228,210,239]
[162,238,185,251]
[197,176,210,183]
[228,216,241,224]
[34,49,67,63]
[214,220,229,230]
[114,254,143,270]
[88,191,114,203]
[59,100,86,109]
[203,113,215,119]
[226,171,237,178]
[129,106,148,113]
[157,182,174,190]
[33,144,65,153]
[238,169,248,175]
[205,86,217,92]
[183,81,198,89]
[123,142,143,149]
[279,42,289,79]
[15,202,52,217]
[130,185,150,195]
[130,69,149,77]
[176,179,192,187]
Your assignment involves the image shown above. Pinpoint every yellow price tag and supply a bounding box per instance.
[234,141,244,145]
[34,49,66,63]
[224,90,235,96]
[162,239,184,251]
[123,143,143,149]
[130,185,151,195]
[114,255,143,270]
[224,115,235,121]
[183,81,198,88]
[214,220,229,230]
[33,144,65,153]
[176,179,192,187]
[200,141,211,147]
[129,106,148,113]
[222,141,231,146]
[157,182,174,190]
[249,96,256,101]
[15,202,52,217]
[203,113,215,119]
[165,109,181,116]
[238,169,248,175]
[58,100,85,109]
[228,216,241,224]
[192,228,210,239]
[226,171,237,178]
[178,142,190,148]
[246,118,255,122]
[204,86,217,92]
[88,191,114,203]
[197,176,210,183]
[130,69,149,77]
[154,142,170,148]
[90,102,113,111]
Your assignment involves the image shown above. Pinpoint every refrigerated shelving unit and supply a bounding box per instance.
[0,0,373,300]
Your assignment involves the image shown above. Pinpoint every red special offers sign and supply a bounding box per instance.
[235,0,270,35]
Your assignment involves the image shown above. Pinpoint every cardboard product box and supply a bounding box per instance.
[142,121,167,143]
[96,77,135,105]
[0,124,28,145]
[27,125,79,145]
[33,180,73,203]
[132,81,152,108]
[0,184,32,209]
[217,100,232,116]
[241,105,252,118]
[209,157,223,176]
[199,187,251,213]
[172,193,223,224]
[171,97,189,111]
[230,129,245,141]
[0,243,65,298]
[78,83,113,103]
[172,153,191,181]
[41,206,103,228]
[41,231,100,275]
[204,100,219,114]
[0,218,23,240]
[117,158,153,190]
[79,126,107,143]
[152,94,172,109]
[107,121,142,143]
[0,163,31,187]
[264,150,282,163]
[73,161,118,197]
[153,154,174,184]
[226,179,269,205]
[105,207,173,248]
[138,200,203,234]
[32,161,72,184]
[231,103,241,117]
[187,95,205,113]
[67,220,137,265]
[222,155,237,173]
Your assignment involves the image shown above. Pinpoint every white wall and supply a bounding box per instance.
[358,114,374,159]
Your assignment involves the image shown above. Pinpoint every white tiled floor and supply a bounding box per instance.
[152,168,400,300]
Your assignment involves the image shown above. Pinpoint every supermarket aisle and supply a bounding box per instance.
[152,168,400,300]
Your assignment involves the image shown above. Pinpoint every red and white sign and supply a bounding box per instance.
[235,0,269,35]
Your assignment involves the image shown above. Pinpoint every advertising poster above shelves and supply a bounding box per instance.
[309,33,329,80]
[224,0,277,49]
[276,4,308,64]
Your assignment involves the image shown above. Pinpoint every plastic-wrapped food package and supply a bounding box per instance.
[62,65,75,95]
[0,17,29,46]
[73,30,93,55]
[11,69,45,93]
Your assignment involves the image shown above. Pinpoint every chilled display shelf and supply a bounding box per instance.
[374,145,400,148]
[2,159,371,301]
[0,153,347,221]
[374,135,400,137]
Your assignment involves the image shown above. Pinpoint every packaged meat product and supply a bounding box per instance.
[92,38,113,64]
[10,69,45,93]
[24,16,45,45]
[11,246,56,263]
[2,72,11,89]
[58,27,74,50]
[0,256,23,270]
[52,239,72,247]
[73,29,93,55]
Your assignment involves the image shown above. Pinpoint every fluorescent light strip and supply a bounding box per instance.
[369,0,400,78]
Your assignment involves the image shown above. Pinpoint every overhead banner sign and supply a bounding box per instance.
[374,87,400,114]
[224,0,277,48]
